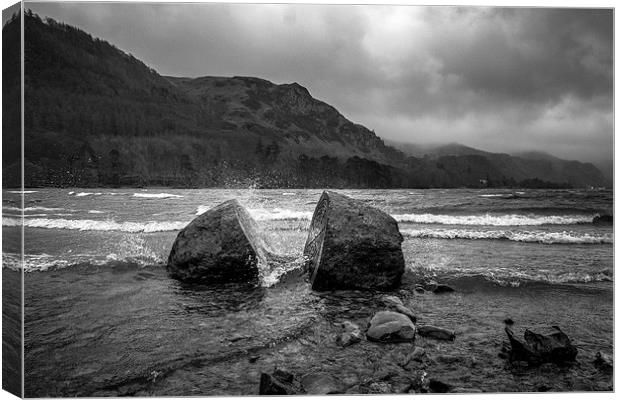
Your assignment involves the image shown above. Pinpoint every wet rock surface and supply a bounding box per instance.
[367,311,416,343]
[303,191,405,291]
[504,325,578,366]
[167,199,270,283]
[417,325,456,341]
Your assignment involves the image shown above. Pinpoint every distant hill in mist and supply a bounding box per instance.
[2,12,609,189]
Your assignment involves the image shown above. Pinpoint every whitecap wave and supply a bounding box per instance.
[195,206,313,221]
[3,206,68,212]
[402,228,612,244]
[281,192,296,196]
[2,217,187,233]
[249,208,313,221]
[7,190,38,194]
[75,192,104,197]
[132,193,183,199]
[394,213,593,226]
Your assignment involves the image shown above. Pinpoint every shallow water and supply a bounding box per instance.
[1,188,613,395]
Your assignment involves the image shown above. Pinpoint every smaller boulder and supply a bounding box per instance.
[428,378,451,393]
[367,311,416,343]
[336,320,362,346]
[337,331,362,347]
[431,284,455,294]
[593,352,613,374]
[504,325,577,366]
[259,368,300,395]
[417,325,456,341]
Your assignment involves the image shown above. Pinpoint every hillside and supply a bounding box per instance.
[3,12,609,189]
[388,141,609,188]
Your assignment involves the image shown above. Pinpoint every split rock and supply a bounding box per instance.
[303,191,405,291]
[167,199,271,283]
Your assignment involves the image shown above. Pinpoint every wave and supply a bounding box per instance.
[416,272,613,289]
[132,193,183,199]
[3,251,303,288]
[196,206,313,221]
[7,190,38,194]
[2,217,187,233]
[394,213,593,226]
[3,206,68,212]
[402,228,612,244]
[75,192,104,197]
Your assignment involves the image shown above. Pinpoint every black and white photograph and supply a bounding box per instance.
[1,1,615,397]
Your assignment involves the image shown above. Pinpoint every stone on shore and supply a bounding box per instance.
[367,311,415,343]
[303,191,405,291]
[336,321,362,347]
[417,325,456,341]
[259,368,300,395]
[504,325,578,366]
[593,352,613,374]
[167,199,270,283]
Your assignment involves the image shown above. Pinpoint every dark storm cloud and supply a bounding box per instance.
[25,3,613,167]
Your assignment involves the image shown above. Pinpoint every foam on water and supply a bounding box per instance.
[394,213,593,226]
[7,190,38,194]
[132,193,183,199]
[3,217,187,233]
[3,206,68,212]
[195,206,313,221]
[402,228,613,244]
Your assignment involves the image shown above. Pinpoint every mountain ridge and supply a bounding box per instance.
[3,12,609,189]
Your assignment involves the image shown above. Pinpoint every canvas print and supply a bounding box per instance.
[1,2,614,397]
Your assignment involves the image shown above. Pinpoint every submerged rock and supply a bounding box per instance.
[336,321,362,347]
[593,214,613,225]
[504,325,578,366]
[430,283,455,294]
[428,378,451,393]
[417,325,456,341]
[300,373,342,394]
[167,199,271,283]
[367,311,415,343]
[303,191,405,291]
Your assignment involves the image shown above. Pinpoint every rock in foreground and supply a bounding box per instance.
[303,191,405,291]
[367,311,415,343]
[504,325,578,366]
[167,199,270,283]
[416,325,456,341]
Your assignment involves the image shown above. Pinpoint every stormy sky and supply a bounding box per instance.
[25,3,613,170]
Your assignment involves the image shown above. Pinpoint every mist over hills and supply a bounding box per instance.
[2,12,609,189]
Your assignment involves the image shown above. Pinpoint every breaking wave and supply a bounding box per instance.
[402,228,612,244]
[2,217,187,233]
[132,193,183,199]
[195,206,313,221]
[394,213,593,226]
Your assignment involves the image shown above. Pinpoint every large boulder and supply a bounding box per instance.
[504,325,578,366]
[167,199,270,283]
[367,311,416,343]
[303,191,405,291]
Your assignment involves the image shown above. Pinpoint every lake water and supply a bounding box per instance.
[2,188,614,396]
